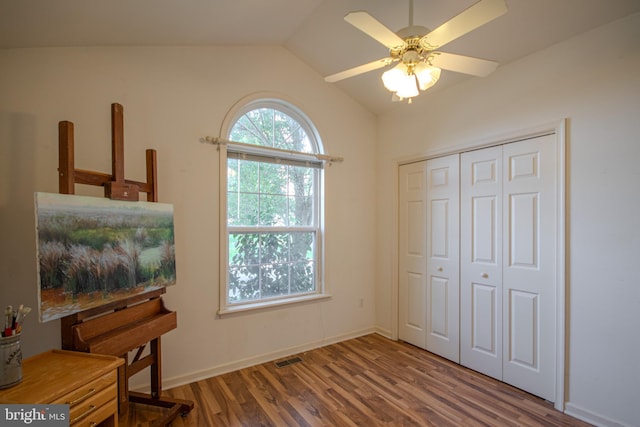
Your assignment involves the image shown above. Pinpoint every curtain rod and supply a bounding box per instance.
[202,136,344,164]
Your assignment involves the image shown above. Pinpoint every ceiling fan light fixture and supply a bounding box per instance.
[382,60,437,101]
[415,63,441,90]
[381,62,408,92]
[395,74,419,99]
[382,62,419,98]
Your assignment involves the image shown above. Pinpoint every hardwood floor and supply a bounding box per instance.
[120,334,591,426]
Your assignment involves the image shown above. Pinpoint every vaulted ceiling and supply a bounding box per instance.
[2,0,639,114]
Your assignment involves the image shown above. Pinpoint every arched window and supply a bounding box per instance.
[219,98,326,313]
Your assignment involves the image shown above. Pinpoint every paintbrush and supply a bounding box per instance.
[3,306,12,336]
[14,305,31,334]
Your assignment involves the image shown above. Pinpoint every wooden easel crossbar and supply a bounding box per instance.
[58,103,193,426]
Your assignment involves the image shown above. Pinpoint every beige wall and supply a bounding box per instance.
[376,13,640,427]
[0,45,377,387]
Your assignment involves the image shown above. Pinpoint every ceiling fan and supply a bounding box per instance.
[324,0,508,102]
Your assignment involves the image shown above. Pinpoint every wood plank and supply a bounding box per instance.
[146,149,158,202]
[73,298,166,342]
[58,121,75,195]
[121,334,592,427]
[111,103,125,183]
[72,298,176,356]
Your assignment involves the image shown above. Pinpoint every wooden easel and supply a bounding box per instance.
[58,103,193,426]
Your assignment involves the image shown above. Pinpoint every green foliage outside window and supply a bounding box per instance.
[226,103,320,303]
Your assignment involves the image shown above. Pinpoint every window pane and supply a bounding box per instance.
[228,265,259,302]
[289,196,313,226]
[261,264,290,298]
[291,261,315,293]
[228,231,316,303]
[260,233,289,264]
[230,113,266,147]
[290,232,314,261]
[259,194,288,226]
[227,191,239,225]
[229,233,260,266]
[238,161,259,193]
[231,193,258,226]
[259,163,287,195]
[288,166,313,225]
[273,111,298,150]
[230,108,314,154]
[288,166,313,196]
[228,158,239,193]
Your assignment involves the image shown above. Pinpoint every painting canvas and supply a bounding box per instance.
[34,192,176,322]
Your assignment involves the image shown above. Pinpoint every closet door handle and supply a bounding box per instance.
[481,273,489,279]
[437,266,443,272]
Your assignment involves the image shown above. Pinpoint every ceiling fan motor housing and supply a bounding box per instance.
[391,34,434,69]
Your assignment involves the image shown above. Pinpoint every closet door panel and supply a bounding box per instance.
[426,155,460,362]
[508,290,538,367]
[502,135,557,402]
[460,146,503,380]
[406,272,426,331]
[471,283,497,354]
[430,276,450,338]
[398,162,428,348]
[473,196,498,263]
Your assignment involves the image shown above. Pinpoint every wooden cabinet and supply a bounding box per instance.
[0,349,123,426]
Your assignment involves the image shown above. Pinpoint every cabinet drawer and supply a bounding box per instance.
[54,370,116,406]
[70,396,118,427]
[68,383,117,424]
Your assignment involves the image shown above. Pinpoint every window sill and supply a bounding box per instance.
[218,293,332,317]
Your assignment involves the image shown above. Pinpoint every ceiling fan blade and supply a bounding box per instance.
[324,57,395,83]
[430,52,498,77]
[344,11,406,50]
[420,0,507,50]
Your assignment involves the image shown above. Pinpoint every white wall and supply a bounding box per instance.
[376,13,640,427]
[0,46,378,388]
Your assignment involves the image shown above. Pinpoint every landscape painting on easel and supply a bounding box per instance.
[34,192,176,322]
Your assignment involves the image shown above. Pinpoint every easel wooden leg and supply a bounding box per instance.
[151,337,160,398]
[118,353,129,414]
[128,337,194,426]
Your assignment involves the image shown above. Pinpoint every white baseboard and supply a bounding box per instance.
[564,402,631,427]
[133,327,377,392]
[374,326,393,339]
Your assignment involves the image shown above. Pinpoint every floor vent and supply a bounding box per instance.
[275,356,303,368]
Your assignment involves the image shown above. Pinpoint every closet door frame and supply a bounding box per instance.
[391,120,566,411]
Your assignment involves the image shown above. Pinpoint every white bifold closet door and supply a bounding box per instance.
[502,136,557,401]
[460,145,504,380]
[399,155,459,362]
[460,135,557,401]
[425,155,460,362]
[398,161,428,348]
[399,135,557,401]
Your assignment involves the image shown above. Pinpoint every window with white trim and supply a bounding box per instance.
[220,99,325,313]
